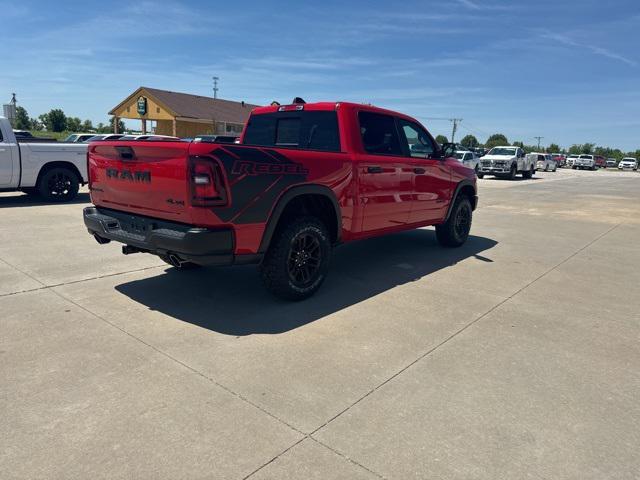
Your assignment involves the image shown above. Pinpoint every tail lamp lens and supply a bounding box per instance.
[190,157,227,206]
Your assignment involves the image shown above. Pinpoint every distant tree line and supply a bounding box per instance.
[12,106,124,134]
[449,133,638,161]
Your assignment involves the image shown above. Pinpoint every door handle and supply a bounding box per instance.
[413,168,426,174]
[367,166,383,174]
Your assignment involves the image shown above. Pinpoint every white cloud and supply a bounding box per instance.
[541,32,638,67]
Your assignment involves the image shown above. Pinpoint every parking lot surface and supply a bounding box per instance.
[2,168,639,479]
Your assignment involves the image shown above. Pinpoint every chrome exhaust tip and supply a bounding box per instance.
[167,254,185,268]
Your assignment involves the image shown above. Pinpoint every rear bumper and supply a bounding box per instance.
[83,206,259,266]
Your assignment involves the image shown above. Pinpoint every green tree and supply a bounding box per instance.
[108,117,125,133]
[548,143,560,153]
[82,119,94,132]
[14,106,31,130]
[42,109,67,132]
[460,134,479,149]
[29,117,43,131]
[67,117,82,132]
[568,144,581,155]
[435,134,448,145]
[580,143,595,154]
[484,133,509,150]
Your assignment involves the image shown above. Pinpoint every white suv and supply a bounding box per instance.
[618,157,638,170]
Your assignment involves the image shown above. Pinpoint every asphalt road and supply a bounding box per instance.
[2,168,639,479]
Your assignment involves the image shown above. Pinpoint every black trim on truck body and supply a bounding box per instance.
[83,206,262,266]
[442,179,478,223]
[258,184,342,254]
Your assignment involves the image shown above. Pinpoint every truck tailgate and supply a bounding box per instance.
[89,141,191,222]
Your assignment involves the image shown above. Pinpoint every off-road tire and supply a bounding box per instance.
[260,216,331,301]
[508,163,517,180]
[522,166,533,179]
[37,167,79,202]
[436,195,472,248]
[158,254,201,270]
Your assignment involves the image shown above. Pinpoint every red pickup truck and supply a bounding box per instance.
[84,99,477,299]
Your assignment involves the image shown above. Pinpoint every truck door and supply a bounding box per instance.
[355,111,412,232]
[0,127,15,186]
[397,119,451,225]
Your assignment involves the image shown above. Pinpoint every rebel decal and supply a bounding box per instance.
[231,160,309,176]
[204,146,309,224]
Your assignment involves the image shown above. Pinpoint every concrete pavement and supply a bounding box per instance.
[1,169,639,479]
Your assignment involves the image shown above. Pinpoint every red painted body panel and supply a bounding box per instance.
[88,102,476,255]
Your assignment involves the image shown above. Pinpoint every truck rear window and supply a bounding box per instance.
[243,111,340,152]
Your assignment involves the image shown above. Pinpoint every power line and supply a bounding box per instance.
[460,120,492,139]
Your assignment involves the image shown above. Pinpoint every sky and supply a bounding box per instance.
[1,0,639,151]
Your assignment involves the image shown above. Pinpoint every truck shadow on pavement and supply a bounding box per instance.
[115,229,497,336]
[0,192,91,208]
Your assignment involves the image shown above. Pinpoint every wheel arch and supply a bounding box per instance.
[258,184,342,254]
[36,161,84,188]
[442,179,477,223]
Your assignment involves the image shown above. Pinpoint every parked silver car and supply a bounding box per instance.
[529,153,557,172]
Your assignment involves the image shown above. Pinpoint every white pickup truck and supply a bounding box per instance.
[477,146,535,180]
[0,116,88,201]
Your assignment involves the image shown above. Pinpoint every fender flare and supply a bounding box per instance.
[442,179,477,223]
[258,184,342,253]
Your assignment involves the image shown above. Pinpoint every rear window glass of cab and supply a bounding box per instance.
[243,110,340,152]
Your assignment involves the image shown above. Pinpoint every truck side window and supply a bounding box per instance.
[358,111,402,156]
[0,128,3,142]
[397,119,435,158]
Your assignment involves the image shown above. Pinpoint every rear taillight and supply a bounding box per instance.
[189,156,227,207]
[87,151,92,190]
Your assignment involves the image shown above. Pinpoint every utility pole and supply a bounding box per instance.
[450,118,462,143]
[421,117,463,143]
[534,136,543,150]
[212,76,219,99]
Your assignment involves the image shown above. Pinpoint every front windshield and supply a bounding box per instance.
[488,147,516,156]
[63,134,78,142]
[579,155,592,159]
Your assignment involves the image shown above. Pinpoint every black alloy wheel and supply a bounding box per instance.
[38,167,80,202]
[287,232,322,288]
[260,216,331,300]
